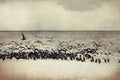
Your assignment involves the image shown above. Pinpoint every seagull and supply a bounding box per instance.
[116,48,120,53]
[34,40,44,45]
[109,41,116,46]
[31,34,42,38]
[46,35,55,43]
[92,41,102,48]
[21,33,27,40]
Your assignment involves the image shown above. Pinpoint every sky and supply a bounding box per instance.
[0,0,120,30]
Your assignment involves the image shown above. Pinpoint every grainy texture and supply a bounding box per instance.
[0,0,120,30]
[0,31,120,80]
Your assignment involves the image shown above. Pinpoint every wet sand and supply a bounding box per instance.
[0,59,120,80]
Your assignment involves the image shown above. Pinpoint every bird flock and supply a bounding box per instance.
[0,33,120,64]
[0,47,111,64]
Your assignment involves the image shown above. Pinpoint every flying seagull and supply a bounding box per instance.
[92,41,102,48]
[46,35,55,43]
[21,33,27,40]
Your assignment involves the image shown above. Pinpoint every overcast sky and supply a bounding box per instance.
[0,0,120,30]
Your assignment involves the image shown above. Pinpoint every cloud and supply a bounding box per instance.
[105,0,120,11]
[57,0,104,12]
[0,0,120,30]
[57,0,120,12]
